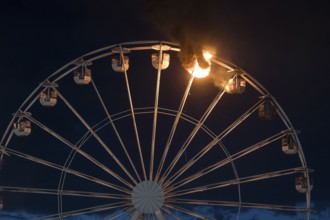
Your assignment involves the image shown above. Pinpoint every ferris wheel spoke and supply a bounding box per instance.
[0,186,129,200]
[150,48,163,181]
[241,203,311,213]
[170,198,310,213]
[0,146,130,194]
[33,201,128,220]
[162,207,181,220]
[121,48,147,181]
[54,88,138,185]
[164,204,216,220]
[108,207,133,220]
[159,88,227,185]
[27,116,134,189]
[155,209,168,220]
[163,98,264,187]
[155,74,195,183]
[168,167,305,197]
[91,79,142,183]
[166,130,289,192]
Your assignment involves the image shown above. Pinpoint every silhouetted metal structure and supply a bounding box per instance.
[0,41,312,220]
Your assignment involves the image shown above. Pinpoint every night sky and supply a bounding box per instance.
[0,0,329,219]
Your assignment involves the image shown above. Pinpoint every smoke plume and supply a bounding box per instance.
[143,0,218,70]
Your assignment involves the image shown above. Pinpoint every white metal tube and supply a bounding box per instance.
[91,79,141,183]
[164,204,216,220]
[150,45,163,181]
[163,98,264,188]
[1,146,130,194]
[54,88,137,186]
[155,74,194,182]
[155,209,167,220]
[160,88,227,185]
[28,115,134,189]
[167,130,289,192]
[33,202,127,220]
[0,186,128,199]
[129,210,142,220]
[121,45,147,181]
[171,167,305,197]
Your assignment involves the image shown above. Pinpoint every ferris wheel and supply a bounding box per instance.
[0,41,312,219]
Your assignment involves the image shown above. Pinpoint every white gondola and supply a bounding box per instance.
[13,120,31,136]
[151,53,170,70]
[225,75,246,94]
[258,98,276,120]
[74,67,92,85]
[39,90,57,107]
[112,56,129,72]
[0,195,3,210]
[295,176,313,193]
[282,135,298,155]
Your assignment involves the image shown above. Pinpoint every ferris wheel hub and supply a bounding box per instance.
[131,180,165,214]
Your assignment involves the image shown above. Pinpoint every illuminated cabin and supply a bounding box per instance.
[112,56,129,72]
[39,90,57,107]
[258,98,276,120]
[0,195,3,210]
[13,120,31,136]
[74,66,92,85]
[282,135,298,155]
[151,53,170,70]
[295,176,313,193]
[225,76,246,94]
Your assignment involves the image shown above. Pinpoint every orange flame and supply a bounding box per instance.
[188,51,213,78]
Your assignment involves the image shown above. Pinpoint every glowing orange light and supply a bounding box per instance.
[188,51,213,78]
[203,51,213,60]
[224,78,234,92]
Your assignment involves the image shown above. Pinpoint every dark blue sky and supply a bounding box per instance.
[0,0,329,219]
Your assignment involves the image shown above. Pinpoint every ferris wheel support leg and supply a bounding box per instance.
[164,204,216,220]
[101,207,133,220]
[162,207,181,220]
[129,209,142,220]
[155,209,167,220]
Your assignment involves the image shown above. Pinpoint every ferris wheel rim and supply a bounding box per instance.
[56,106,244,218]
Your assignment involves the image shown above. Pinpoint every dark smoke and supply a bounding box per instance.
[143,0,218,70]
